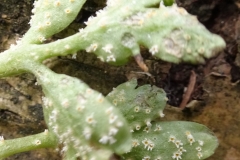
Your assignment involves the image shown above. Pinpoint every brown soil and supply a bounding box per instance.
[0,0,240,160]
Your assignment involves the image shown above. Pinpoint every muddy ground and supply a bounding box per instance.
[0,0,240,159]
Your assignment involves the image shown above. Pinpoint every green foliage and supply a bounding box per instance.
[31,64,131,159]
[106,79,167,131]
[82,0,225,65]
[123,121,218,160]
[0,0,226,77]
[106,79,218,160]
[0,0,224,159]
[163,0,175,6]
[22,0,86,44]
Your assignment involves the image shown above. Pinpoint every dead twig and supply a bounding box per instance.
[134,54,149,72]
[179,70,197,110]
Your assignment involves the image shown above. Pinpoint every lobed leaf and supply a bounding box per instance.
[82,0,225,65]
[106,79,167,132]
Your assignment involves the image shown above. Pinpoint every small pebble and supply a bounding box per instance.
[1,14,7,18]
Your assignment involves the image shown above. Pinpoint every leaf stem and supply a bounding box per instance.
[0,130,58,159]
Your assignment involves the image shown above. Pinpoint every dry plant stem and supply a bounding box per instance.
[134,54,149,72]
[179,70,197,110]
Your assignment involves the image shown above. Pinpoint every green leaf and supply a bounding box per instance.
[163,0,175,6]
[106,80,217,160]
[83,0,225,65]
[122,121,218,160]
[22,0,86,43]
[107,79,167,131]
[30,63,131,159]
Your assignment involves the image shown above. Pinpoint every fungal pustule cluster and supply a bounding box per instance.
[125,123,163,160]
[85,41,118,63]
[168,131,205,160]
